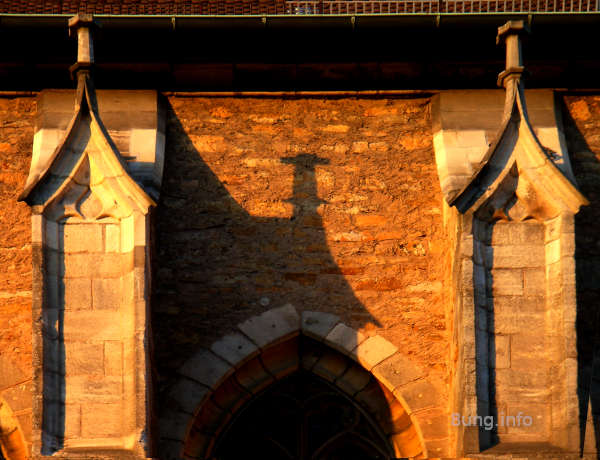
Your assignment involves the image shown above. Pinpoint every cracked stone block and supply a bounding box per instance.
[372,352,425,393]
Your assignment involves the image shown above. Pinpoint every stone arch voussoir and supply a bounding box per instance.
[159,304,447,459]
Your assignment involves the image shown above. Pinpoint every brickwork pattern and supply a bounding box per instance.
[154,97,450,404]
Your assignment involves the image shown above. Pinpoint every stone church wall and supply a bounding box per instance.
[0,97,35,453]
[153,96,453,412]
[0,93,599,457]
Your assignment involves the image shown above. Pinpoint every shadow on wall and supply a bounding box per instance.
[561,98,600,458]
[153,100,401,456]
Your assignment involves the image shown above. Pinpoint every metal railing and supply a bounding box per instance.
[285,0,598,13]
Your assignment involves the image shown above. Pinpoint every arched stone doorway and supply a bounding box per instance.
[214,371,394,460]
[159,306,447,459]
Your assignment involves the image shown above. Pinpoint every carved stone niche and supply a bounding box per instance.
[433,62,587,458]
[19,84,164,459]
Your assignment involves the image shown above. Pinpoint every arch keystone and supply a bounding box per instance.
[300,311,340,341]
[324,322,367,354]
[237,303,299,348]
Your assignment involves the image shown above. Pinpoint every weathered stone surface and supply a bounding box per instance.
[301,311,339,341]
[179,349,232,389]
[335,364,372,396]
[237,304,300,348]
[210,333,259,368]
[312,351,348,383]
[167,378,210,415]
[324,323,366,355]
[394,379,443,414]
[372,352,425,393]
[352,335,398,371]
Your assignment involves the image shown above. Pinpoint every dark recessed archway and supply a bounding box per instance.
[213,371,394,460]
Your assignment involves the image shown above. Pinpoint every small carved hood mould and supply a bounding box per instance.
[450,21,588,221]
[19,17,155,219]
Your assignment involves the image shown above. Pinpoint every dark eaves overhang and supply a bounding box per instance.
[0,12,599,30]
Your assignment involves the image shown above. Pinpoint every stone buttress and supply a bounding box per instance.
[18,15,165,459]
[433,21,588,456]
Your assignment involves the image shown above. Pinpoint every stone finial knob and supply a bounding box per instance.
[68,14,96,73]
[496,20,531,88]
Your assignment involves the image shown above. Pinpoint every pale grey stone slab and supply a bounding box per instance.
[238,304,300,348]
[301,311,340,341]
[210,333,259,367]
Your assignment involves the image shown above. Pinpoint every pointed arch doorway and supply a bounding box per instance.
[159,307,445,459]
[213,371,393,460]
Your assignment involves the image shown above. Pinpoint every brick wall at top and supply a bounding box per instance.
[0,97,34,446]
[154,96,451,398]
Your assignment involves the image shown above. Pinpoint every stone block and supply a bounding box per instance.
[63,253,125,279]
[491,269,523,296]
[492,245,545,268]
[120,215,134,253]
[167,377,210,415]
[336,364,371,396]
[237,304,300,348]
[184,426,214,459]
[301,311,339,342]
[504,402,549,435]
[491,222,511,246]
[64,342,104,376]
[62,224,103,253]
[352,335,398,371]
[490,334,511,369]
[63,311,122,341]
[324,323,366,355]
[416,408,449,440]
[104,340,123,376]
[66,375,122,404]
[312,351,348,383]
[260,338,299,380]
[545,239,561,265]
[44,275,61,309]
[44,219,59,250]
[105,224,120,253]
[160,409,193,442]
[234,358,274,395]
[509,222,544,245]
[179,349,232,389]
[64,403,81,438]
[1,381,32,412]
[210,333,259,368]
[523,269,546,296]
[389,426,422,458]
[210,375,250,415]
[372,352,425,393]
[63,277,92,310]
[80,402,122,438]
[92,277,122,310]
[191,398,231,437]
[473,240,492,268]
[394,379,443,414]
